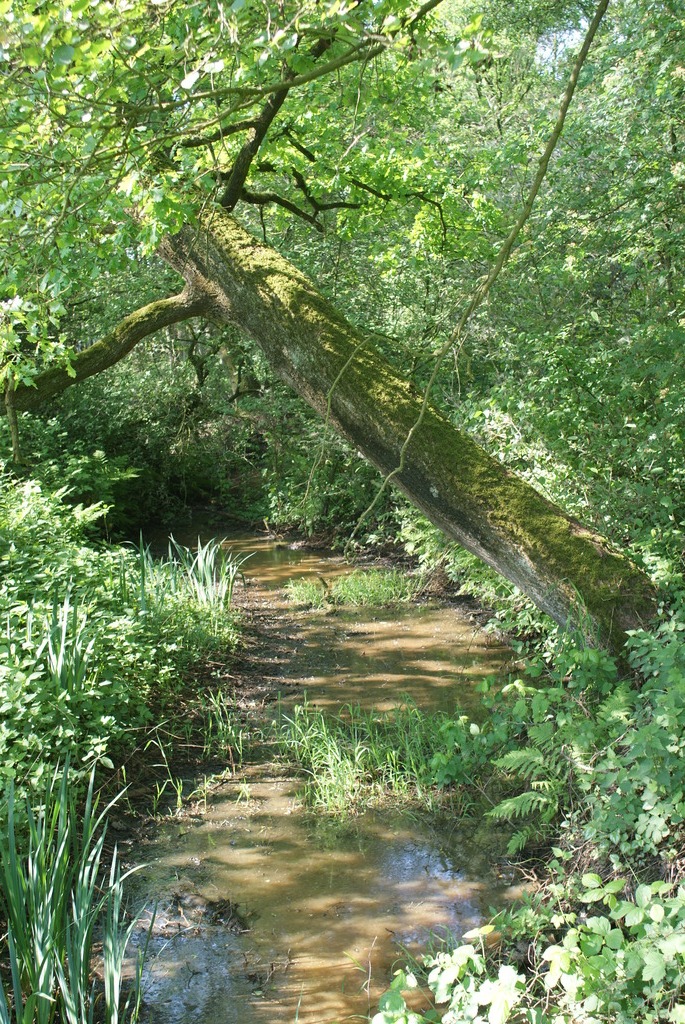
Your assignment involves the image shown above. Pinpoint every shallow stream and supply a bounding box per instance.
[131,533,520,1023]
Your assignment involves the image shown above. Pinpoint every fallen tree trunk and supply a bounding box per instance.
[9,207,656,651]
[160,209,656,654]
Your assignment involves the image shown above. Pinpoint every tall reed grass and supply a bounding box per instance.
[165,537,249,610]
[0,767,147,1024]
[120,537,249,645]
[129,536,248,612]
[41,597,94,700]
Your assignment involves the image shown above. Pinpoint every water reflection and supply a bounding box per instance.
[137,773,519,1024]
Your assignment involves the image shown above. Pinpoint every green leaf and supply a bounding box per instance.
[636,885,653,909]
[586,916,611,935]
[642,948,666,984]
[624,905,646,927]
[378,989,407,1014]
[580,888,606,903]
[605,928,625,950]
[603,878,627,894]
[53,44,75,65]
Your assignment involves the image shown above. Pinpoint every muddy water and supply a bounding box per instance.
[222,533,509,716]
[132,534,517,1024]
[266,603,508,716]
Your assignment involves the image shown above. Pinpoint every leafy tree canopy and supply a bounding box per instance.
[1,0,604,380]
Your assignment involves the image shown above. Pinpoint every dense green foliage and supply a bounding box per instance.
[0,478,241,802]
[0,479,244,1020]
[374,879,685,1024]
[2,0,685,1019]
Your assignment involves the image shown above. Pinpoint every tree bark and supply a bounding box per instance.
[162,209,657,653]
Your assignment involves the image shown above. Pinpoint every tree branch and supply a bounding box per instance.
[10,287,213,412]
[240,188,324,231]
[290,168,361,215]
[349,176,392,201]
[179,118,257,150]
[219,86,291,210]
[283,129,317,163]
[217,0,445,212]
[217,29,340,210]
[405,190,448,243]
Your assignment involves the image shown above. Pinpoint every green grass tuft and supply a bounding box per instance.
[285,568,421,609]
[272,700,460,814]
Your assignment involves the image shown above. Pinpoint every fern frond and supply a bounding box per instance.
[495,748,545,776]
[597,685,634,725]
[507,824,541,856]
[488,790,552,820]
[531,779,557,792]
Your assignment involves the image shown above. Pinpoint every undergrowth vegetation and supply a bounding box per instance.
[273,700,450,813]
[371,618,685,1023]
[0,472,247,1021]
[0,476,243,806]
[374,876,685,1024]
[0,768,146,1024]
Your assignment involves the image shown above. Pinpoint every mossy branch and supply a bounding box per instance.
[9,287,212,413]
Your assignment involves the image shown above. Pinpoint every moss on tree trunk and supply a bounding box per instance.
[161,210,656,654]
